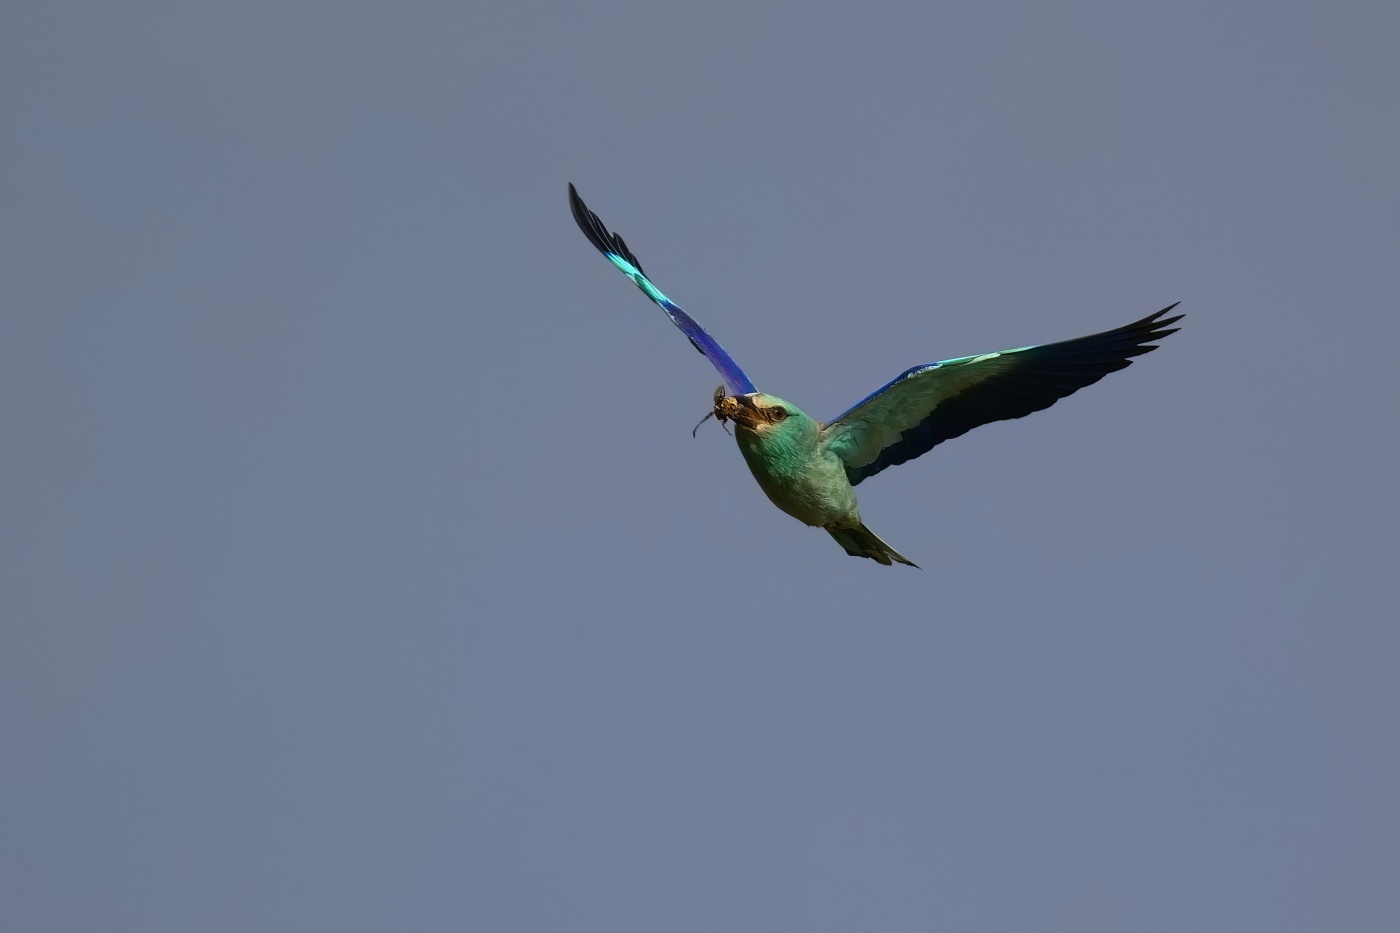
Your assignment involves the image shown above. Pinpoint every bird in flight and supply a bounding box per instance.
[569,184,1181,567]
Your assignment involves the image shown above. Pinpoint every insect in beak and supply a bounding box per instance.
[693,385,733,437]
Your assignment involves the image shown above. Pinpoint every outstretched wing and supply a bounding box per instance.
[823,304,1183,486]
[569,184,757,396]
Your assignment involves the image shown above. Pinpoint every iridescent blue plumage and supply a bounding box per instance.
[569,184,1182,566]
[569,184,756,396]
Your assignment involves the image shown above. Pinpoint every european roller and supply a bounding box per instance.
[569,184,1182,568]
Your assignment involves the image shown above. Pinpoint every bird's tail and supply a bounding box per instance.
[826,522,920,568]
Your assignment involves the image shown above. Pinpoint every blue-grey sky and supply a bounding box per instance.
[3,2,1397,930]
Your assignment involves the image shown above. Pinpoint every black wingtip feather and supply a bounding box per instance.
[568,183,648,277]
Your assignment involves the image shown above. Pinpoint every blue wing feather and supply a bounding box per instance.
[569,184,758,396]
[825,305,1183,486]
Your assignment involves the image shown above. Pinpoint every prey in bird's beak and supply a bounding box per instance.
[693,385,779,437]
[693,385,732,437]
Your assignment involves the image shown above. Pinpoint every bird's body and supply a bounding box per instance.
[569,184,1181,567]
[715,391,914,565]
[740,417,853,527]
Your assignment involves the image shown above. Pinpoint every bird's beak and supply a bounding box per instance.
[715,392,762,430]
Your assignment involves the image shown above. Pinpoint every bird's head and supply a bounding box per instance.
[697,386,813,437]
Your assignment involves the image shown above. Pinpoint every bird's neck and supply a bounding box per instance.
[735,422,814,484]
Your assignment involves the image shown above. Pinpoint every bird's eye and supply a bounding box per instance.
[770,408,787,421]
